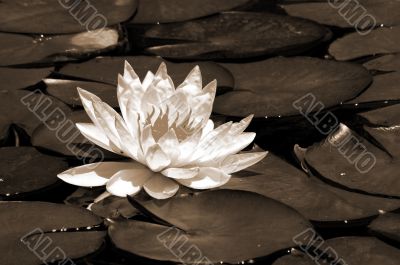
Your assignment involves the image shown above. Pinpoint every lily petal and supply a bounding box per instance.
[57,162,139,187]
[220,151,268,174]
[106,166,154,197]
[177,167,231,189]
[143,173,179,199]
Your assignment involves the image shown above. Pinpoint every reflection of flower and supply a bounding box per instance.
[58,61,267,199]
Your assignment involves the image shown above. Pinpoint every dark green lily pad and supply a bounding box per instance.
[359,103,400,126]
[0,89,71,143]
[45,79,118,108]
[31,111,118,159]
[0,0,137,34]
[347,72,400,105]
[0,147,67,197]
[130,0,250,24]
[0,201,105,265]
[364,54,400,72]
[305,123,400,197]
[109,190,312,264]
[274,237,400,265]
[58,56,234,90]
[214,57,371,117]
[223,153,400,222]
[282,0,400,29]
[144,12,329,59]
[329,26,400,61]
[369,213,400,243]
[0,29,120,66]
[0,67,52,90]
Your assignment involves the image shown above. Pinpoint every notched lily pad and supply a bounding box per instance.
[223,153,400,222]
[305,123,400,197]
[0,147,67,197]
[214,57,371,117]
[369,213,400,243]
[329,26,400,61]
[0,0,137,34]
[144,12,329,59]
[109,190,311,264]
[130,0,250,24]
[58,56,234,90]
[0,201,105,265]
[0,67,53,90]
[0,28,120,66]
[45,79,118,108]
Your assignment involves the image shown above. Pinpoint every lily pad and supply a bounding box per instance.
[0,147,67,197]
[0,67,53,90]
[31,111,118,159]
[214,57,371,117]
[305,123,400,197]
[0,201,105,265]
[359,103,400,126]
[0,28,120,66]
[144,12,329,59]
[109,190,312,264]
[0,89,71,143]
[130,0,250,24]
[45,79,118,108]
[0,0,137,34]
[281,0,400,29]
[347,72,400,105]
[57,56,234,90]
[364,54,400,72]
[369,213,400,243]
[329,26,400,61]
[222,153,400,222]
[274,237,400,265]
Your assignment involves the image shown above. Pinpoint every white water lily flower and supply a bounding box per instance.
[58,61,267,200]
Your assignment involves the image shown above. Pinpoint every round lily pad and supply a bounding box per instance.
[0,0,137,34]
[0,201,105,265]
[0,29,120,66]
[109,190,312,264]
[144,12,329,59]
[57,56,234,90]
[214,57,371,117]
[329,26,400,61]
[369,213,400,243]
[130,0,250,24]
[0,67,52,90]
[45,79,118,108]
[0,147,67,197]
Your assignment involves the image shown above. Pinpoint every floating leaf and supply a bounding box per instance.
[0,67,52,90]
[305,123,400,197]
[31,111,118,159]
[359,103,400,126]
[0,0,137,34]
[347,72,400,105]
[144,12,329,59]
[329,26,400,61]
[130,0,250,24]
[274,237,400,265]
[223,154,400,222]
[0,29,120,66]
[364,54,400,72]
[214,57,371,117]
[45,79,118,108]
[0,201,105,265]
[0,147,67,197]
[109,190,311,264]
[58,56,234,90]
[0,89,71,142]
[281,0,400,29]
[369,213,400,243]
